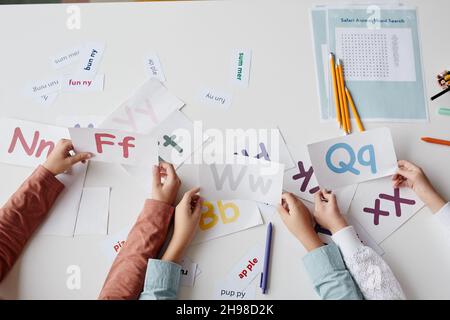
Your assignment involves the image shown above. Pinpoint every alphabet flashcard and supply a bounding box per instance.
[192,200,263,244]
[199,158,285,206]
[283,144,357,214]
[224,244,264,290]
[307,127,398,190]
[348,176,424,244]
[69,128,158,167]
[100,79,185,134]
[0,118,69,168]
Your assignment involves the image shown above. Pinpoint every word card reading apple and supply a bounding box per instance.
[69,128,158,166]
[225,244,264,290]
[307,128,398,190]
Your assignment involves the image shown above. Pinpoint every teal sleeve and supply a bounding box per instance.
[303,243,363,300]
[139,259,181,300]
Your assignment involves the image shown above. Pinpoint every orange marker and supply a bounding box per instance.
[345,88,365,132]
[421,137,450,147]
[329,53,341,127]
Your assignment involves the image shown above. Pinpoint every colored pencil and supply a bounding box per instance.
[438,107,450,116]
[329,53,341,127]
[260,222,273,294]
[337,61,350,133]
[421,137,450,147]
[345,88,365,132]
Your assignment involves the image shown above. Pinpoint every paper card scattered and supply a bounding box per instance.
[36,163,88,236]
[0,118,68,168]
[61,74,105,92]
[50,45,82,69]
[193,200,263,244]
[307,128,398,190]
[283,144,356,214]
[232,128,295,170]
[76,42,105,79]
[199,88,233,109]
[24,76,61,98]
[74,187,110,236]
[150,110,207,167]
[100,79,185,134]
[224,244,264,290]
[230,49,252,88]
[56,115,104,129]
[144,53,166,82]
[34,92,58,107]
[348,176,424,244]
[180,257,198,287]
[199,158,284,206]
[214,281,256,300]
[69,128,158,167]
[100,225,132,263]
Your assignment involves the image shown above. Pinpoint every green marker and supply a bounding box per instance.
[438,107,450,116]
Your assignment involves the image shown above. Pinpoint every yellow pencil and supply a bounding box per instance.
[345,88,365,132]
[337,61,349,134]
[329,53,341,127]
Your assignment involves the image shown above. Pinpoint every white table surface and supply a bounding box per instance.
[0,0,449,300]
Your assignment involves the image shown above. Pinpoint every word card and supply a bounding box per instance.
[100,225,132,263]
[199,88,233,109]
[230,49,252,88]
[283,145,356,214]
[69,128,158,167]
[232,129,295,170]
[199,159,285,206]
[224,244,264,290]
[100,79,185,134]
[74,187,110,236]
[50,45,82,69]
[76,42,106,79]
[180,257,199,287]
[348,176,424,244]
[62,74,105,92]
[193,200,263,244]
[0,118,68,168]
[24,76,61,98]
[308,128,397,190]
[144,53,166,82]
[34,92,58,107]
[215,281,256,300]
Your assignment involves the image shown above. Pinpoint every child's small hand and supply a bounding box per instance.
[393,160,446,213]
[162,187,203,263]
[151,162,181,206]
[43,139,91,176]
[313,189,348,234]
[278,193,323,251]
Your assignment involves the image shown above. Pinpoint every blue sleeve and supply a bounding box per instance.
[139,259,181,300]
[303,243,363,300]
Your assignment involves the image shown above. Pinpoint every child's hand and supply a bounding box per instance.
[43,139,91,176]
[313,189,348,234]
[162,187,203,263]
[393,160,446,213]
[151,163,181,206]
[278,193,323,252]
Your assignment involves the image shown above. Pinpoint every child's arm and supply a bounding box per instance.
[139,188,202,300]
[313,190,405,300]
[98,163,181,300]
[278,193,363,300]
[393,160,449,228]
[0,139,90,281]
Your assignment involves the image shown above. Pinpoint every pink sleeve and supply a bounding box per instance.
[0,165,64,281]
[98,199,175,300]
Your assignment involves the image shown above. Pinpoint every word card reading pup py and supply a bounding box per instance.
[308,128,397,190]
[69,128,158,167]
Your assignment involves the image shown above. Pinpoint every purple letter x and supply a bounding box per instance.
[363,199,390,226]
[379,188,416,217]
